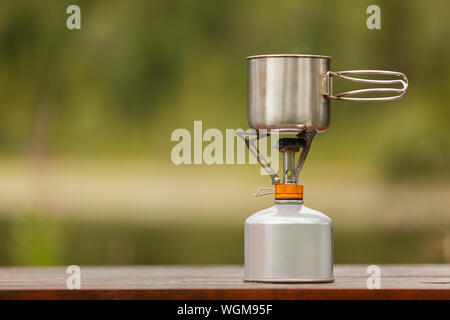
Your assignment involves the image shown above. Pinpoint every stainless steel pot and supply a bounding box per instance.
[247,54,408,133]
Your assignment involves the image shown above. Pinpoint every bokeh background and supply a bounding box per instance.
[0,0,449,266]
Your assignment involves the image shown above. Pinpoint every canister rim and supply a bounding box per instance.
[246,54,331,60]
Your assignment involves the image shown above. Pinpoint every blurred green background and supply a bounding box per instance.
[0,0,449,266]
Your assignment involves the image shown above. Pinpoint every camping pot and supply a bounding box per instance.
[247,54,408,133]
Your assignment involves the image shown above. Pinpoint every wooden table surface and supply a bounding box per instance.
[0,265,449,300]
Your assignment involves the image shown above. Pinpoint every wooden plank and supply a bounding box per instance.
[0,265,449,300]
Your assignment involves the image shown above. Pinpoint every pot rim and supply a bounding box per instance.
[247,54,331,60]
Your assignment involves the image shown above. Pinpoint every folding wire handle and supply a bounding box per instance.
[323,70,408,102]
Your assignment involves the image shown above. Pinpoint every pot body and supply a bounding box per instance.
[244,202,334,282]
[247,54,331,133]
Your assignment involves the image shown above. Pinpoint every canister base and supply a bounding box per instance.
[244,277,335,283]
